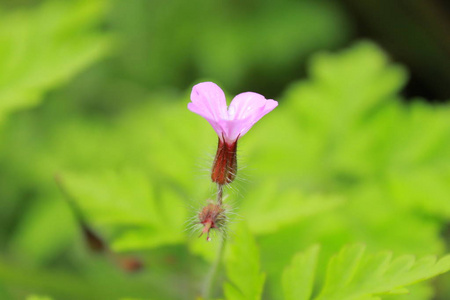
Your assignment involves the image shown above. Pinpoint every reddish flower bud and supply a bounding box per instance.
[211,138,237,185]
[198,202,227,241]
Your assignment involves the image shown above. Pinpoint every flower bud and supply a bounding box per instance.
[198,202,227,241]
[211,138,237,185]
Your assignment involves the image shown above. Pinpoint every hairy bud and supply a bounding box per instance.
[198,202,227,241]
[211,138,237,185]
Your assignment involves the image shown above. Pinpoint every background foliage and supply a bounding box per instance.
[0,0,449,299]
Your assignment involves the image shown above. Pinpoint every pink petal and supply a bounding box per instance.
[188,82,278,143]
[188,82,229,137]
[188,82,228,121]
[223,92,278,141]
[228,92,267,120]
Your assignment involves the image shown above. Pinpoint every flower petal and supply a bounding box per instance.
[188,82,228,121]
[228,92,267,120]
[188,83,278,143]
[224,92,278,140]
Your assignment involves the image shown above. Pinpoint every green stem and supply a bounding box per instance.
[202,237,227,300]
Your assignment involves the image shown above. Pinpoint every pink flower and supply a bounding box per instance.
[188,82,278,185]
[188,82,278,144]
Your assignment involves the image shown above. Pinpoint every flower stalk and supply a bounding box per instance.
[201,237,226,300]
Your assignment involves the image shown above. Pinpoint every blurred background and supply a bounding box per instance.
[0,0,449,299]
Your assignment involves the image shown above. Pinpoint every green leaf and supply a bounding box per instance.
[282,245,320,300]
[0,0,110,123]
[383,283,433,300]
[240,181,343,235]
[246,43,448,300]
[60,168,187,251]
[314,244,450,300]
[281,244,450,300]
[224,222,265,300]
[280,42,408,179]
[386,103,450,219]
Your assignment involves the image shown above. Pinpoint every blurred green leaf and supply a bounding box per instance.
[250,42,408,181]
[224,222,265,300]
[0,0,110,124]
[8,195,77,266]
[316,244,450,300]
[281,244,450,300]
[282,245,319,300]
[0,0,111,270]
[243,42,449,300]
[386,102,450,219]
[240,181,343,235]
[60,168,188,252]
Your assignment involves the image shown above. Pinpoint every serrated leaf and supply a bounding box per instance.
[224,222,265,300]
[281,244,450,300]
[314,244,450,300]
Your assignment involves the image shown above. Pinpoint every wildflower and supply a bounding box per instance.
[188,82,278,185]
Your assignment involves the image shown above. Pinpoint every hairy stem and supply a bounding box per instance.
[217,184,224,206]
[201,237,226,300]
